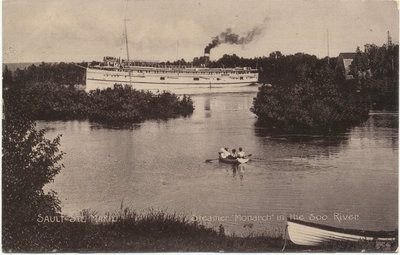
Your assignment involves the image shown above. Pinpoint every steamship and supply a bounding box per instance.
[85,16,258,92]
[85,52,259,92]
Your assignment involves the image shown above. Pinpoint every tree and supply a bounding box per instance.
[349,46,370,79]
[269,51,283,59]
[2,87,65,250]
[3,65,14,88]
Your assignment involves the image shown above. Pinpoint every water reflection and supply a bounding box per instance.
[230,164,245,184]
[88,121,142,130]
[204,96,212,118]
[369,112,398,128]
[204,97,211,111]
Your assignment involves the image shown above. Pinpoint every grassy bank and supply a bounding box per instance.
[3,208,396,252]
[3,208,282,252]
[4,84,194,125]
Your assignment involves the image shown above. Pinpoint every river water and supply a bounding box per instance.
[41,87,398,236]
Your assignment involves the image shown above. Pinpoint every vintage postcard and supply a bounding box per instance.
[2,0,399,252]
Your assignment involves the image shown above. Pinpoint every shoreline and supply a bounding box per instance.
[4,208,396,252]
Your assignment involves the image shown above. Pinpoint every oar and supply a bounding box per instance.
[248,157,267,161]
[205,154,252,163]
[205,158,218,163]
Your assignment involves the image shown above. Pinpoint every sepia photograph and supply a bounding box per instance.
[2,0,399,252]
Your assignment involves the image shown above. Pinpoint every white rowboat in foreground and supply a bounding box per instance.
[287,218,397,246]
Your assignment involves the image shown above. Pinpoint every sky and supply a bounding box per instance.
[2,0,399,63]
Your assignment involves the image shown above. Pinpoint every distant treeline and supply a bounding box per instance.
[4,84,194,125]
[3,42,397,86]
[3,62,88,87]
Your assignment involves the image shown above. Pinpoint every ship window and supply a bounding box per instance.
[160,77,165,80]
[240,77,243,80]
[193,77,199,81]
[217,78,220,80]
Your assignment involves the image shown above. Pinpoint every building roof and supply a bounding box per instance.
[338,52,356,59]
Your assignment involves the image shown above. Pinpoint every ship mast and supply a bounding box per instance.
[124,0,132,85]
[124,18,130,66]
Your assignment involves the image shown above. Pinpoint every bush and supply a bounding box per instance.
[5,84,194,125]
[251,73,370,133]
[87,87,194,124]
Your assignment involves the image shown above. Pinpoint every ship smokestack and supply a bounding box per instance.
[204,48,210,66]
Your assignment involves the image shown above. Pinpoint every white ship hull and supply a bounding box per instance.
[86,67,259,92]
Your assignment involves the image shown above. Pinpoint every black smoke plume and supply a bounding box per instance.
[204,17,269,53]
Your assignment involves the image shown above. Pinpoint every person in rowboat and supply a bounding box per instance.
[237,147,245,158]
[219,148,230,159]
[228,149,237,159]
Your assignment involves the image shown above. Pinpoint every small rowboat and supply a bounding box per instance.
[287,218,397,246]
[218,156,249,164]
